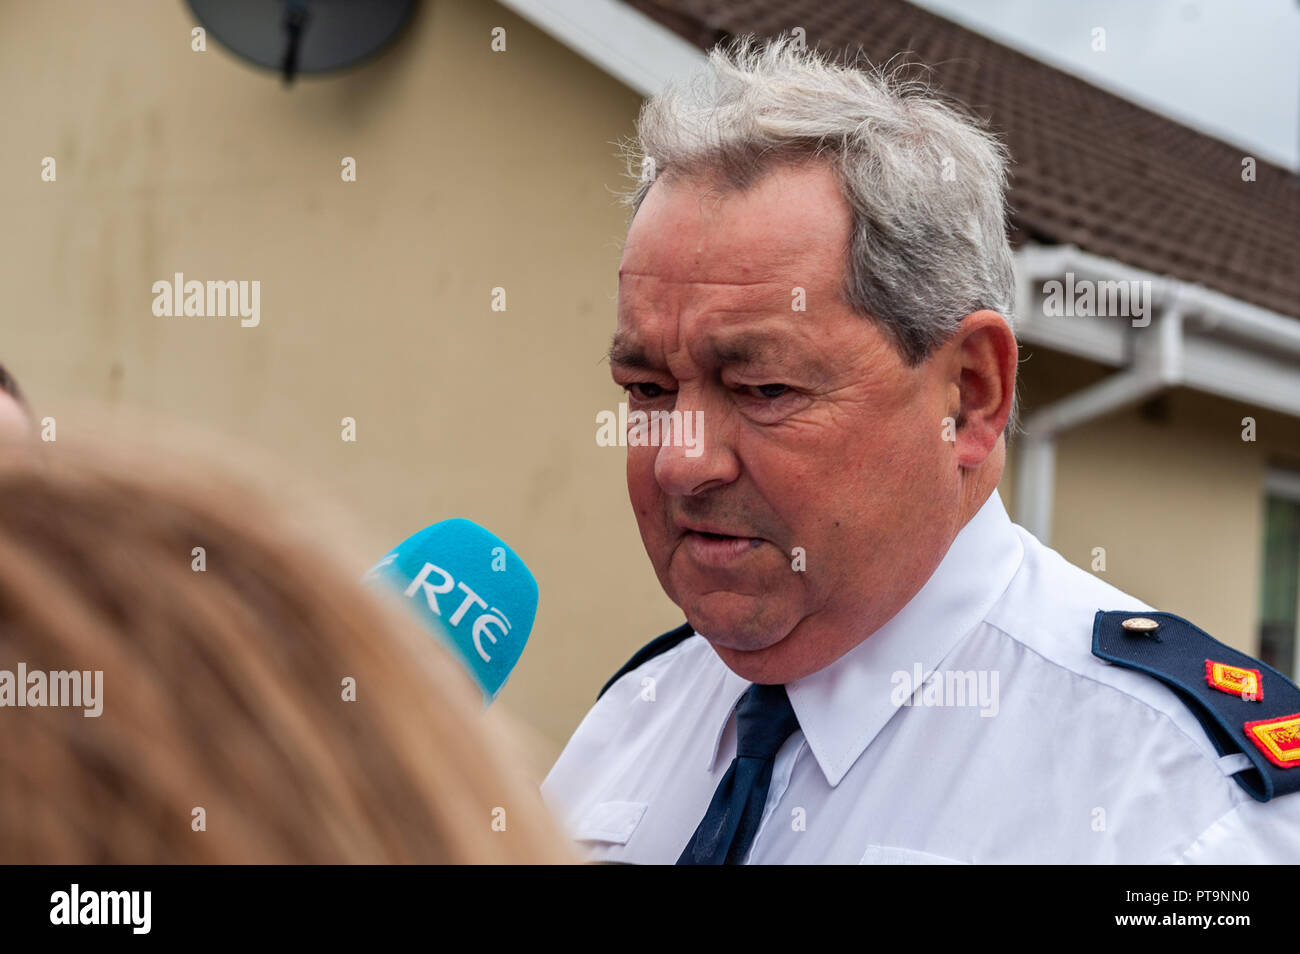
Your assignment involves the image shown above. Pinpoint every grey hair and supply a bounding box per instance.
[623,35,1019,436]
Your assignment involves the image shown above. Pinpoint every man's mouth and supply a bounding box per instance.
[677,519,757,539]
[681,529,764,566]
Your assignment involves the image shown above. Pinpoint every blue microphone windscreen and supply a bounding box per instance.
[366,519,537,702]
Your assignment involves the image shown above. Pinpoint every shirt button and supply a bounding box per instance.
[1121,616,1160,634]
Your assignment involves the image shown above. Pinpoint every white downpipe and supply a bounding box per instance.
[1013,290,1186,544]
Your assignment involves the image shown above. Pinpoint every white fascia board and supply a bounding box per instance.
[1013,243,1300,420]
[1015,309,1129,366]
[494,0,707,96]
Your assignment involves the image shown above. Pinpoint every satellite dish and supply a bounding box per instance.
[187,0,418,84]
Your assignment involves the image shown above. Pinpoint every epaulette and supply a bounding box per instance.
[1093,610,1300,802]
[597,622,695,701]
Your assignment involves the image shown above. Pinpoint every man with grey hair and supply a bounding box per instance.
[542,38,1300,864]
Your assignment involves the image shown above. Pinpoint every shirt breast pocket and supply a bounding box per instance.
[574,800,649,846]
[859,844,967,865]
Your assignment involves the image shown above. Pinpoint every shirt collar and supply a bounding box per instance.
[705,490,1024,785]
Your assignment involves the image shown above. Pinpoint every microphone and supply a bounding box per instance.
[365,519,538,704]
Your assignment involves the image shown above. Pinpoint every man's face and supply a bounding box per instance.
[612,161,965,684]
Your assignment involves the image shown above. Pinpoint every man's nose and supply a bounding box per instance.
[651,398,738,497]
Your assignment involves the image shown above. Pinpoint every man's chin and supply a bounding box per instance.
[671,590,821,681]
[709,635,807,684]
[697,623,787,653]
[676,592,794,654]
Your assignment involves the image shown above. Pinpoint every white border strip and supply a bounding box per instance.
[495,0,707,96]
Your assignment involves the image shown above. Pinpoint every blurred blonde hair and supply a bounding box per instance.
[0,436,574,864]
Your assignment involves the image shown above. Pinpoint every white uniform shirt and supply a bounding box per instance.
[542,491,1300,863]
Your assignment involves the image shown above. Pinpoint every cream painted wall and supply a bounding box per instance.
[0,0,683,774]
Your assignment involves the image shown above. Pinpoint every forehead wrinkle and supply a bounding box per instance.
[614,283,780,359]
[618,269,790,289]
[614,269,843,378]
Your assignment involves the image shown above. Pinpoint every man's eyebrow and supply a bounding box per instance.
[712,333,816,369]
[609,331,826,377]
[713,336,788,365]
[607,333,655,369]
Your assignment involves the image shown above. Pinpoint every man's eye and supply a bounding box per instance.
[751,384,790,399]
[625,382,671,400]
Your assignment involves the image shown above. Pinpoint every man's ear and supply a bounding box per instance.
[949,310,1017,467]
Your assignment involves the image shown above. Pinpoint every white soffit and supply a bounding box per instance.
[495,0,707,96]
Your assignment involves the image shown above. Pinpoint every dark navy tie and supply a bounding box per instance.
[677,682,800,865]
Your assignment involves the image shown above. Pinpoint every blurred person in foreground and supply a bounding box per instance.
[0,435,574,864]
[0,364,32,440]
[542,37,1300,864]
